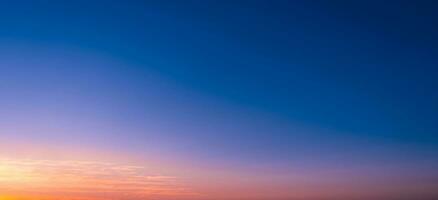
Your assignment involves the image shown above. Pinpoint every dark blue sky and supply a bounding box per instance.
[1,0,437,173]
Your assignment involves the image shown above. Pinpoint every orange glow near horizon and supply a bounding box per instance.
[0,157,199,200]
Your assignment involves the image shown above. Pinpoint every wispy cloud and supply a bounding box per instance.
[0,158,199,200]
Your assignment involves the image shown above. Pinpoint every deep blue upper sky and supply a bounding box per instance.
[1,0,437,169]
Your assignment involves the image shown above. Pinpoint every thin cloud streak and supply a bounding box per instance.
[0,157,199,200]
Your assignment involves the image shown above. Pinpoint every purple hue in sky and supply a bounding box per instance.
[1,1,438,199]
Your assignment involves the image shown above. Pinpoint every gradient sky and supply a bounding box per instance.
[1,1,438,200]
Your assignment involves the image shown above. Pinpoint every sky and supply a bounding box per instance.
[0,0,438,200]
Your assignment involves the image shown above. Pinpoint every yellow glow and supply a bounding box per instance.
[0,158,198,200]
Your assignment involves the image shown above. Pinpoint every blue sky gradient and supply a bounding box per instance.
[1,1,438,199]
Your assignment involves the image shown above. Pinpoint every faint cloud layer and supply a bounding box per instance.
[0,158,198,200]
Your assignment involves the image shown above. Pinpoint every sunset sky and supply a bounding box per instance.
[1,1,438,200]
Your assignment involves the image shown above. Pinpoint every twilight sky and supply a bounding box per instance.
[0,1,438,200]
